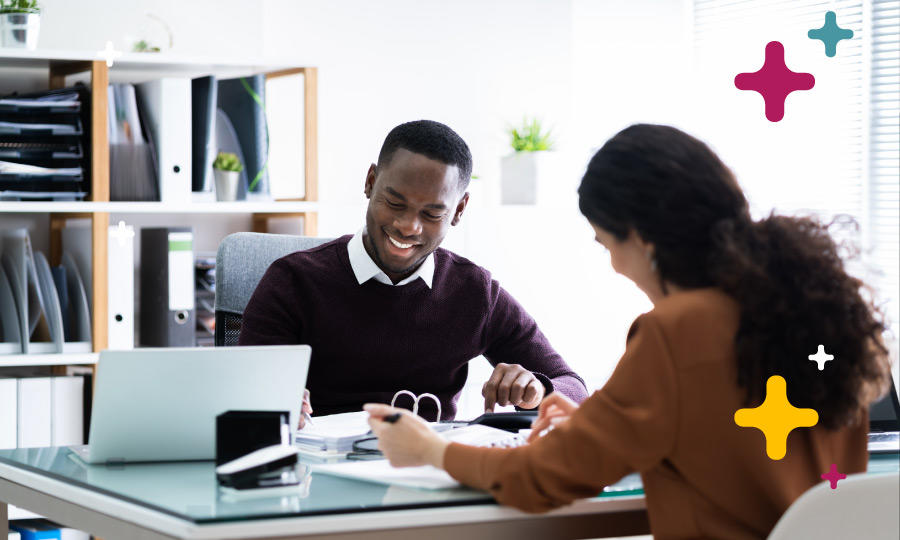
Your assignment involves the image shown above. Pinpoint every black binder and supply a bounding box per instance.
[139,227,195,347]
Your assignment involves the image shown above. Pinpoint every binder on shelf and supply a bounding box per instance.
[51,376,84,446]
[218,75,269,198]
[265,72,306,200]
[107,222,134,350]
[140,227,195,347]
[108,83,158,202]
[192,75,218,192]
[17,377,52,448]
[0,378,16,449]
[135,78,192,204]
[1,229,55,354]
[0,263,22,354]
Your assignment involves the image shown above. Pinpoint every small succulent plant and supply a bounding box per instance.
[213,151,243,172]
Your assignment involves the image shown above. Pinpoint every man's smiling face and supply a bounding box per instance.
[363,148,469,283]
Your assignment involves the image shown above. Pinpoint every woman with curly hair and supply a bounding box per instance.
[364,124,893,539]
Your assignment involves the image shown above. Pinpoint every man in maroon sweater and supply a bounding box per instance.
[239,120,588,424]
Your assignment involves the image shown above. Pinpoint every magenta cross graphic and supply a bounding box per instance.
[734,41,815,122]
[821,463,847,489]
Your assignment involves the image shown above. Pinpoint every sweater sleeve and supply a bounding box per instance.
[238,258,305,345]
[446,313,679,513]
[482,283,588,403]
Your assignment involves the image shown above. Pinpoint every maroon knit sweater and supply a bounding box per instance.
[238,236,588,420]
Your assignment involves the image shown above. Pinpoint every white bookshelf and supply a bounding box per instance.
[0,353,98,368]
[0,201,319,214]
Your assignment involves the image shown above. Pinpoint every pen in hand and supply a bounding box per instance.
[383,412,402,424]
[302,411,314,427]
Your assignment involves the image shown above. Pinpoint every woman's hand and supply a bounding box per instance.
[364,403,450,468]
[527,392,578,443]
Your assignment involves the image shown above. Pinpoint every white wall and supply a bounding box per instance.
[21,0,694,416]
[260,1,692,412]
[36,0,264,57]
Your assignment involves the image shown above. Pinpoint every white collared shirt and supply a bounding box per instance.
[347,228,434,288]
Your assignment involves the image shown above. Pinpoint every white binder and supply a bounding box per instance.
[17,377,52,448]
[135,78,192,204]
[107,222,135,350]
[0,378,16,449]
[51,376,84,446]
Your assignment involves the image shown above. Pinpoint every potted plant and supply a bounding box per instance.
[0,0,41,50]
[500,117,557,205]
[212,151,243,202]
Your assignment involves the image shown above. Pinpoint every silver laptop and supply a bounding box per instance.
[868,378,900,454]
[70,345,310,464]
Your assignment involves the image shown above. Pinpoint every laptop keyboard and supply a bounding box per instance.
[868,432,898,443]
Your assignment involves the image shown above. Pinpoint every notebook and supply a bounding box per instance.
[294,411,372,453]
[312,424,526,490]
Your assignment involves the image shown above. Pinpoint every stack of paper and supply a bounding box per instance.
[294,411,372,453]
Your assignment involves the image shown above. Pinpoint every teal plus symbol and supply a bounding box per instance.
[808,11,854,57]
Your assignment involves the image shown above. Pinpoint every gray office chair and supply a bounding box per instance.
[214,232,333,346]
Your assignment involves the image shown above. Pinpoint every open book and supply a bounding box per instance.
[312,424,526,490]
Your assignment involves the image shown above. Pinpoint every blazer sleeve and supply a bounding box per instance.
[482,282,588,403]
[446,313,679,513]
[238,258,306,345]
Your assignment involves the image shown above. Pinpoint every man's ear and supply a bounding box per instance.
[364,164,377,199]
[451,192,470,226]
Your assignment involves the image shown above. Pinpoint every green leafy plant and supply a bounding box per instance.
[0,0,40,14]
[132,40,161,53]
[213,151,243,172]
[508,117,554,153]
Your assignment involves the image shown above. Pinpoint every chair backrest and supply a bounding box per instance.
[214,232,333,346]
[767,472,900,540]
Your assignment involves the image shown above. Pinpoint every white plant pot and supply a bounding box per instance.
[500,151,564,206]
[214,169,240,202]
[0,12,40,50]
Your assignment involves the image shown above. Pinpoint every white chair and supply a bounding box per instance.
[768,472,900,540]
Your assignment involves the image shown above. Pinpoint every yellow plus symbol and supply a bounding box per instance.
[734,375,819,460]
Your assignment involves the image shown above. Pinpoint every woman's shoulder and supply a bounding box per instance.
[633,288,740,353]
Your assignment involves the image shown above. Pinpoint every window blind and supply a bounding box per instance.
[693,1,900,329]
[870,0,899,330]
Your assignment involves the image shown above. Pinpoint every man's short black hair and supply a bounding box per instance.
[377,120,473,191]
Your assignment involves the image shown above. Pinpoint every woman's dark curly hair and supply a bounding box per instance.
[578,124,891,428]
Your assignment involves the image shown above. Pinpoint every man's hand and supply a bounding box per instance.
[482,363,545,412]
[297,388,313,429]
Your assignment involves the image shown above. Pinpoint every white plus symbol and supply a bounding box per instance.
[808,345,834,371]
[97,41,123,67]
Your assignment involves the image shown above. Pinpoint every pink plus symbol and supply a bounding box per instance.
[821,463,847,489]
[734,41,815,122]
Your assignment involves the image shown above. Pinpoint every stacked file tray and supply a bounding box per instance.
[0,85,90,201]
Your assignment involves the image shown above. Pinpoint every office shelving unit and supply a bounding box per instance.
[1,48,319,526]
[0,48,319,354]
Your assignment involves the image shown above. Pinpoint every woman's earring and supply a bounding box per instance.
[646,250,657,272]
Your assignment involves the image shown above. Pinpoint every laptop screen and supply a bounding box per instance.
[870,378,900,433]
